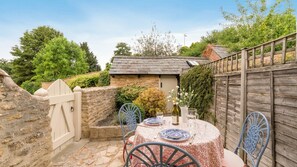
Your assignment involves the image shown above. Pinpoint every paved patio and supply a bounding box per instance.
[52,139,125,167]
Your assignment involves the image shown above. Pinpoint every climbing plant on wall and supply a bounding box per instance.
[180,66,214,120]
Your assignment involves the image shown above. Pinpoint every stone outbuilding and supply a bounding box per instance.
[109,56,209,111]
[202,44,230,61]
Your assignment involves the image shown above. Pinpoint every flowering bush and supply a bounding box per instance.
[133,87,166,118]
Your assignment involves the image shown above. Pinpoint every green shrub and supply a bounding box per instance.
[116,85,146,109]
[21,80,41,94]
[181,66,214,120]
[133,87,166,118]
[98,70,110,86]
[67,73,99,89]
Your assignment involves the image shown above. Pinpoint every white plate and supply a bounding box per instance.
[159,129,190,142]
[143,118,162,126]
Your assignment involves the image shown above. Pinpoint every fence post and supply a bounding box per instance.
[239,49,247,159]
[270,71,276,167]
[73,86,82,141]
[224,76,229,148]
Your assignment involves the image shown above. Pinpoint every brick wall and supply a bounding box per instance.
[208,51,221,61]
[0,70,52,167]
[110,74,159,88]
[81,86,118,138]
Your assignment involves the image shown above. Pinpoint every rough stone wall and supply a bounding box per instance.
[81,86,118,138]
[110,74,159,88]
[0,70,52,167]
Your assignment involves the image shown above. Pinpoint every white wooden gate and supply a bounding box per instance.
[46,79,81,150]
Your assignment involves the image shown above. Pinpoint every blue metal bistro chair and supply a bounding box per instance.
[124,142,201,167]
[118,103,142,162]
[223,112,270,167]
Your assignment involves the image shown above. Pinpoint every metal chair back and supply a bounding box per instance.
[235,112,270,167]
[118,103,142,141]
[124,142,201,167]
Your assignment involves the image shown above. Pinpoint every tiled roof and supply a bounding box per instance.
[212,45,229,58]
[109,56,210,75]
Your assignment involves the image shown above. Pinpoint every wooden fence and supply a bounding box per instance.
[204,32,297,167]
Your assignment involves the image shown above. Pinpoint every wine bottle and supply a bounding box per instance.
[172,104,179,125]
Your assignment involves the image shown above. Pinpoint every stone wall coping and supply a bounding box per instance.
[81,86,119,92]
[0,69,19,90]
[89,125,121,129]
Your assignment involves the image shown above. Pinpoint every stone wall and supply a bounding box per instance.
[0,70,52,167]
[110,74,159,88]
[89,125,122,141]
[81,86,118,138]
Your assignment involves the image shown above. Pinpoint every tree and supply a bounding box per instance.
[220,0,296,51]
[133,25,177,56]
[114,42,132,56]
[181,0,296,56]
[33,37,88,82]
[104,62,111,71]
[80,42,100,72]
[11,26,63,85]
[179,42,208,57]
[0,58,12,75]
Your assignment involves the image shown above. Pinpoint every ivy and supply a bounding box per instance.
[180,66,214,120]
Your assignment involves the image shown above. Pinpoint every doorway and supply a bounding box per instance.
[159,75,179,114]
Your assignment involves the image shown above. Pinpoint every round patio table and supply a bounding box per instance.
[133,117,224,167]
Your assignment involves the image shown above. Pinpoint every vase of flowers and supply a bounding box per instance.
[167,86,196,124]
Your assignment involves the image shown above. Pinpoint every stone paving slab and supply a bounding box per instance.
[52,140,125,167]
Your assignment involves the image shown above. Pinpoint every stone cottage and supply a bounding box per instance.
[109,56,209,111]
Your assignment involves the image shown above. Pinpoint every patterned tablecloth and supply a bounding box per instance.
[133,117,224,167]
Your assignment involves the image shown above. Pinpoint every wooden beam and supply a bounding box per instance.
[295,33,297,62]
[270,71,276,167]
[222,59,224,73]
[214,61,216,74]
[239,49,247,159]
[226,57,229,72]
[236,53,239,71]
[282,37,287,64]
[252,48,255,68]
[224,76,229,148]
[231,55,234,71]
[261,45,264,67]
[247,51,250,69]
[271,42,275,65]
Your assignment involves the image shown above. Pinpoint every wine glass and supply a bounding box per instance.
[156,111,164,124]
[187,108,197,135]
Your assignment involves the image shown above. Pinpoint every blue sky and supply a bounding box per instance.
[0,0,296,69]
